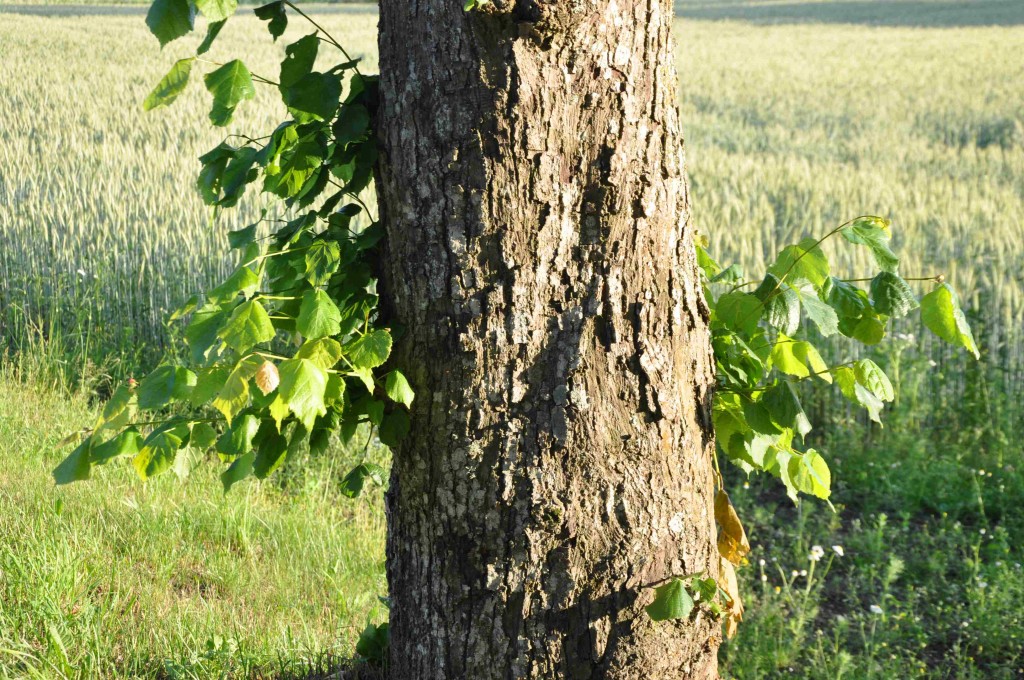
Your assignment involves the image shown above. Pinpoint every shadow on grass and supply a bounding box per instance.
[675,0,1024,27]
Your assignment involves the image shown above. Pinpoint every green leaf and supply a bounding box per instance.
[710,264,745,284]
[385,370,415,408]
[253,429,288,478]
[143,58,194,111]
[146,0,195,47]
[228,224,257,250]
[741,398,781,436]
[133,422,190,481]
[715,292,762,336]
[298,289,342,339]
[840,216,899,273]
[694,576,718,603]
[378,409,410,447]
[305,240,341,286]
[355,622,390,664]
[826,278,871,321]
[797,288,839,337]
[254,0,286,40]
[91,428,142,465]
[218,300,275,354]
[754,275,800,336]
[195,0,236,22]
[921,283,979,359]
[295,337,343,371]
[345,330,392,370]
[333,104,370,146]
[137,365,196,409]
[870,272,919,318]
[854,358,894,402]
[203,59,255,127]
[787,449,831,500]
[216,414,260,457]
[354,396,384,427]
[695,245,722,280]
[768,237,829,288]
[95,385,137,434]
[207,265,259,302]
[646,578,695,621]
[189,422,218,450]
[173,447,204,481]
[834,366,884,422]
[340,463,386,498]
[280,34,319,87]
[54,439,92,485]
[196,18,226,54]
[323,374,343,405]
[763,382,812,438]
[283,72,342,121]
[278,358,327,430]
[191,365,231,407]
[849,315,885,345]
[265,137,322,199]
[197,143,259,207]
[212,356,261,422]
[770,335,830,383]
[351,366,375,393]
[220,451,254,492]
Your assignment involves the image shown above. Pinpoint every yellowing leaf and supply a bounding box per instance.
[720,558,744,639]
[715,490,750,566]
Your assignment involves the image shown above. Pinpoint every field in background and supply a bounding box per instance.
[2,3,1022,391]
[1,1,1023,678]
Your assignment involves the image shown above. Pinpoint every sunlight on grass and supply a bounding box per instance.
[0,372,386,678]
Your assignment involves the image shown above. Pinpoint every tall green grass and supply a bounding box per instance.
[0,367,388,678]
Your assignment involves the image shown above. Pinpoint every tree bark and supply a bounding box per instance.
[375,0,719,677]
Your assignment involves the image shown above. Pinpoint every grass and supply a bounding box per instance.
[0,367,388,678]
[720,350,1024,678]
[0,1,1022,678]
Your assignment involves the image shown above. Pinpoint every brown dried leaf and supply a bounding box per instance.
[720,557,744,639]
[715,489,750,565]
[254,360,280,396]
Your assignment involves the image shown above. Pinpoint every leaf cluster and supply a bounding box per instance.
[699,215,978,505]
[57,0,406,496]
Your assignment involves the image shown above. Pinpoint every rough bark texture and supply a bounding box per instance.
[375,0,718,677]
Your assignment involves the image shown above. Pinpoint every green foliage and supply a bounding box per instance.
[921,283,980,358]
[54,3,412,511]
[646,573,731,623]
[143,57,194,111]
[145,0,194,47]
[646,578,695,621]
[701,215,977,505]
[254,1,287,40]
[355,621,390,666]
[203,59,256,126]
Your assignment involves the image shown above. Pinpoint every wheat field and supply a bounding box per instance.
[1,3,1022,377]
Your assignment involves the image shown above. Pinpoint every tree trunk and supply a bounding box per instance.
[374,0,718,677]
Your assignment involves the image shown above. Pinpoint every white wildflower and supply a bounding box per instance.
[809,545,825,562]
[832,545,845,557]
[869,604,883,615]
